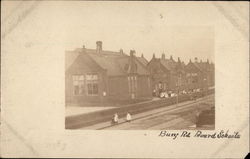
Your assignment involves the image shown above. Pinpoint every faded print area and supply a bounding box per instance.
[65,37,215,130]
[1,1,249,158]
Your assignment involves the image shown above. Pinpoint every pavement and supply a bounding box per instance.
[65,106,115,117]
[65,97,159,117]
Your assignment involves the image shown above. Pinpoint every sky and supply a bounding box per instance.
[2,1,217,63]
[60,2,215,63]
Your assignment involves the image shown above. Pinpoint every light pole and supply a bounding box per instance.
[176,83,178,106]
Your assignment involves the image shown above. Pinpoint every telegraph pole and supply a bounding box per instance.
[176,74,181,106]
[203,78,207,97]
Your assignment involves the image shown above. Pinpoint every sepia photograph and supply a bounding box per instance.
[1,0,249,158]
[65,33,215,130]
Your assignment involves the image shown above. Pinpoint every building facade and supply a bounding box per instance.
[65,41,152,105]
[185,58,215,92]
[147,54,187,96]
[65,41,215,104]
[147,55,215,96]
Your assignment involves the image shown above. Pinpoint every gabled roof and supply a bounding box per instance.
[88,53,127,76]
[185,62,203,73]
[65,51,80,71]
[65,51,108,76]
[77,48,125,57]
[137,56,148,66]
[193,61,214,73]
[159,58,177,71]
[66,47,150,76]
[134,57,150,75]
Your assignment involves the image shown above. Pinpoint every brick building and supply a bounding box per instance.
[185,57,215,92]
[65,41,152,105]
[195,59,215,88]
[147,53,187,95]
[147,55,215,96]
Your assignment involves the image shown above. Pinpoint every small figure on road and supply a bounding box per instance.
[113,113,119,124]
[153,89,156,96]
[194,95,197,101]
[126,112,132,122]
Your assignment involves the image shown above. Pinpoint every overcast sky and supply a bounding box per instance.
[3,1,216,63]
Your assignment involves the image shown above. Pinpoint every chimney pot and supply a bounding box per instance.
[178,57,181,62]
[162,53,165,59]
[170,55,173,60]
[194,57,198,63]
[96,41,102,53]
[119,49,123,54]
[130,50,135,56]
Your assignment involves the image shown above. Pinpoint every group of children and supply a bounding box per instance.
[111,112,132,125]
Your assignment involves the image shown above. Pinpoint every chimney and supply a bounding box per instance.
[130,50,135,57]
[162,53,165,59]
[82,45,86,52]
[189,59,192,63]
[207,59,209,64]
[119,49,124,54]
[170,55,173,61]
[200,59,202,63]
[128,50,137,74]
[141,53,144,58]
[178,57,181,63]
[194,57,198,63]
[96,41,102,53]
[153,53,155,59]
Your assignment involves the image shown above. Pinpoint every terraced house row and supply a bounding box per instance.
[65,41,214,105]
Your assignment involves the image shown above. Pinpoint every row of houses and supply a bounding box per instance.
[65,41,214,105]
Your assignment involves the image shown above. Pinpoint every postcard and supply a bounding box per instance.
[1,1,249,158]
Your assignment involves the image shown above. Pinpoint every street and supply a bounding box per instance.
[81,95,215,130]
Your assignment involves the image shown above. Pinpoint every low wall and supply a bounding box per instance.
[65,89,214,129]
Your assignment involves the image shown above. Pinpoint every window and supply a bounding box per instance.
[158,82,163,89]
[177,77,182,86]
[148,77,150,89]
[163,83,166,90]
[86,74,98,80]
[128,75,137,93]
[72,75,85,95]
[86,74,99,95]
[134,76,137,91]
[131,76,134,92]
[192,76,198,83]
[128,77,131,93]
